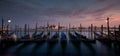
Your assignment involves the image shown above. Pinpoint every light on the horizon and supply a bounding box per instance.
[105,20,108,23]
[8,19,11,23]
[55,25,58,29]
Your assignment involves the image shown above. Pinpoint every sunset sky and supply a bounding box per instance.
[0,0,120,28]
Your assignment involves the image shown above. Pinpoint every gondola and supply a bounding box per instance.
[34,31,44,40]
[60,32,67,54]
[32,31,37,39]
[19,34,31,43]
[75,32,95,43]
[61,32,67,43]
[34,31,46,43]
[68,32,80,43]
[48,32,59,43]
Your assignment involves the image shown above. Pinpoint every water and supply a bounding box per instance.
[1,41,118,56]
[0,31,120,56]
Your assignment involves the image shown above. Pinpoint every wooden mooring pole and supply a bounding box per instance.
[69,24,71,32]
[119,25,120,37]
[91,24,93,40]
[101,25,103,37]
[35,23,38,33]
[15,25,17,35]
[6,24,9,35]
[58,23,60,37]
[88,26,90,38]
[80,24,82,34]
[47,22,49,35]
[107,17,110,38]
[1,17,4,36]
[24,24,27,36]
[118,25,120,33]
[114,26,117,40]
[28,24,29,35]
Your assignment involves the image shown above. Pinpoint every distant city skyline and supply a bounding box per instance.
[0,0,120,27]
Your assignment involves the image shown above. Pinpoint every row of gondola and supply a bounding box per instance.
[0,31,96,44]
[94,31,120,47]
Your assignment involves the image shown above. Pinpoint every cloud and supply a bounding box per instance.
[83,1,120,20]
[97,0,108,2]
[0,0,120,27]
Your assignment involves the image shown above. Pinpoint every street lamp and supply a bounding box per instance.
[7,19,12,34]
[8,19,12,23]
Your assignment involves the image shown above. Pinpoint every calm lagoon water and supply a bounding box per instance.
[0,31,120,56]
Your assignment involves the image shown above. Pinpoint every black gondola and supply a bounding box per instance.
[48,32,59,43]
[75,32,95,43]
[61,32,67,43]
[34,31,44,40]
[69,32,80,43]
[60,32,67,55]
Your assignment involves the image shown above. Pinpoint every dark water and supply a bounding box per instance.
[0,31,120,56]
[1,41,120,56]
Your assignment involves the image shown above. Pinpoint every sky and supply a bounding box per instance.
[0,0,120,28]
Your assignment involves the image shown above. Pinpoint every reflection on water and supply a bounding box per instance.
[0,41,120,56]
[1,31,120,56]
